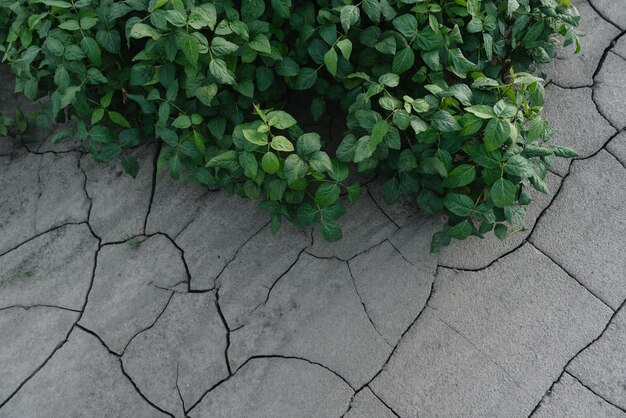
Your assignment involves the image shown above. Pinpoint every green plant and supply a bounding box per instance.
[1,270,32,281]
[0,0,580,251]
[125,234,141,250]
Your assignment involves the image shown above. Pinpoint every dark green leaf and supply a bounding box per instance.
[491,178,516,207]
[442,164,476,188]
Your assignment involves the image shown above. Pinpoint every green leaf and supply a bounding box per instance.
[54,66,70,91]
[392,47,415,74]
[362,0,381,22]
[484,119,510,152]
[442,164,476,188]
[80,37,101,66]
[207,150,238,169]
[393,14,418,38]
[354,136,373,163]
[504,154,535,177]
[209,59,236,85]
[422,156,448,177]
[491,178,517,207]
[271,0,291,18]
[270,135,294,152]
[91,108,105,125]
[336,39,352,60]
[459,114,483,136]
[324,47,338,76]
[189,4,217,30]
[172,115,191,129]
[347,182,361,202]
[284,154,308,183]
[494,223,508,240]
[504,205,526,228]
[239,151,258,178]
[370,120,390,147]
[243,128,268,146]
[381,178,400,204]
[181,35,199,66]
[320,221,342,242]
[91,126,115,143]
[196,84,218,106]
[530,175,550,194]
[447,219,474,240]
[296,133,321,156]
[397,149,417,172]
[379,73,399,87]
[552,145,579,158]
[119,129,141,148]
[447,48,477,77]
[130,23,160,40]
[242,0,265,21]
[340,5,359,32]
[212,37,239,56]
[315,183,341,207]
[267,111,297,129]
[108,111,131,128]
[432,110,461,132]
[96,29,121,54]
[261,151,280,174]
[444,193,475,217]
[121,155,140,178]
[320,204,347,223]
[466,105,496,119]
[296,204,319,226]
[430,231,451,253]
[294,68,317,90]
[308,151,333,172]
[59,20,80,31]
[248,34,272,54]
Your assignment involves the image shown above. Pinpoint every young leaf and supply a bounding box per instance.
[271,135,295,152]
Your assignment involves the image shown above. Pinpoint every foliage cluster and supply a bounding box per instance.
[0,0,581,251]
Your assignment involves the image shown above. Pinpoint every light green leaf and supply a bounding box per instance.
[466,105,496,119]
[130,23,160,40]
[172,115,191,129]
[267,110,297,129]
[108,111,131,128]
[270,135,294,152]
[324,47,338,76]
[340,5,359,32]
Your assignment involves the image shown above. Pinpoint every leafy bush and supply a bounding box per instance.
[0,0,581,252]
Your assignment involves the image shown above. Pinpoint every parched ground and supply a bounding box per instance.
[1,2,625,417]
